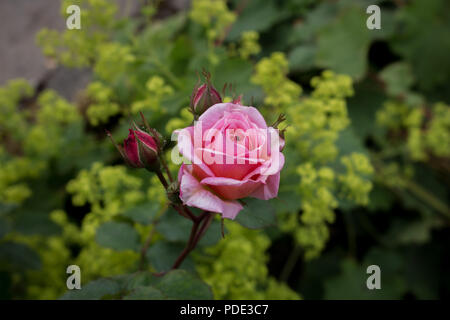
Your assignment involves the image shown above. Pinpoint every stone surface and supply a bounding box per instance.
[0,0,189,101]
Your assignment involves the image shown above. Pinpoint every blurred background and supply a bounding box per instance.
[0,0,449,300]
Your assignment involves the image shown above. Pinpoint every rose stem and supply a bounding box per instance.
[155,169,169,189]
[159,153,174,183]
[171,211,211,269]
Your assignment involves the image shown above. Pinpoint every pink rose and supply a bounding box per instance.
[176,103,285,219]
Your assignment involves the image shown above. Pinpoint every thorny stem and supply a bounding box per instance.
[171,211,211,270]
[155,169,169,189]
[160,153,174,183]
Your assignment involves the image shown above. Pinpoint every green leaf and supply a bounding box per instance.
[347,78,386,140]
[0,242,41,271]
[379,62,415,96]
[316,6,371,79]
[0,217,11,239]
[122,270,213,300]
[288,45,317,72]
[235,198,276,229]
[227,0,286,41]
[156,208,191,243]
[96,221,140,251]
[197,218,225,247]
[212,57,263,105]
[123,286,165,300]
[324,255,407,300]
[156,209,224,246]
[60,278,121,300]
[146,241,195,273]
[155,270,213,300]
[12,211,61,236]
[122,202,159,225]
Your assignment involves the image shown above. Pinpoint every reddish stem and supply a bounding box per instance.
[171,211,211,269]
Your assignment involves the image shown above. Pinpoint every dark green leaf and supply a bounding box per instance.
[146,241,195,273]
[122,202,159,225]
[0,216,11,239]
[227,0,287,41]
[235,198,276,229]
[13,211,61,236]
[379,62,414,96]
[60,278,121,300]
[316,6,371,79]
[0,242,41,271]
[288,45,317,71]
[96,221,140,251]
[123,286,165,300]
[156,208,191,243]
[155,270,213,300]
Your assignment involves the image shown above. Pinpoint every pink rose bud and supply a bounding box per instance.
[190,73,222,117]
[107,128,159,169]
[232,95,243,105]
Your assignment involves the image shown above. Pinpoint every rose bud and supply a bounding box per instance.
[190,73,222,117]
[107,128,159,170]
[232,95,243,105]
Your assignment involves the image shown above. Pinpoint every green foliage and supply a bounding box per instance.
[235,198,276,229]
[195,223,300,299]
[61,270,213,300]
[96,221,140,251]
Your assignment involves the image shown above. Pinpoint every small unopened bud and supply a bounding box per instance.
[108,127,160,170]
[190,72,222,117]
[123,128,159,169]
[232,95,243,105]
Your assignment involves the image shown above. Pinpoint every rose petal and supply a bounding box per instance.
[250,172,280,200]
[178,165,243,219]
[199,103,267,130]
[201,176,261,200]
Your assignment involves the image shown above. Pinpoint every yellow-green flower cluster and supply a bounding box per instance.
[377,100,450,161]
[239,31,261,60]
[251,52,302,109]
[0,155,43,204]
[85,82,120,126]
[63,163,147,284]
[189,0,236,41]
[0,82,80,204]
[0,79,33,140]
[424,103,450,158]
[66,162,144,239]
[37,0,117,67]
[253,60,373,258]
[24,90,80,157]
[286,71,352,163]
[165,108,193,134]
[131,76,174,114]
[4,210,79,299]
[195,222,300,300]
[338,153,374,205]
[279,163,337,259]
[94,43,135,81]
